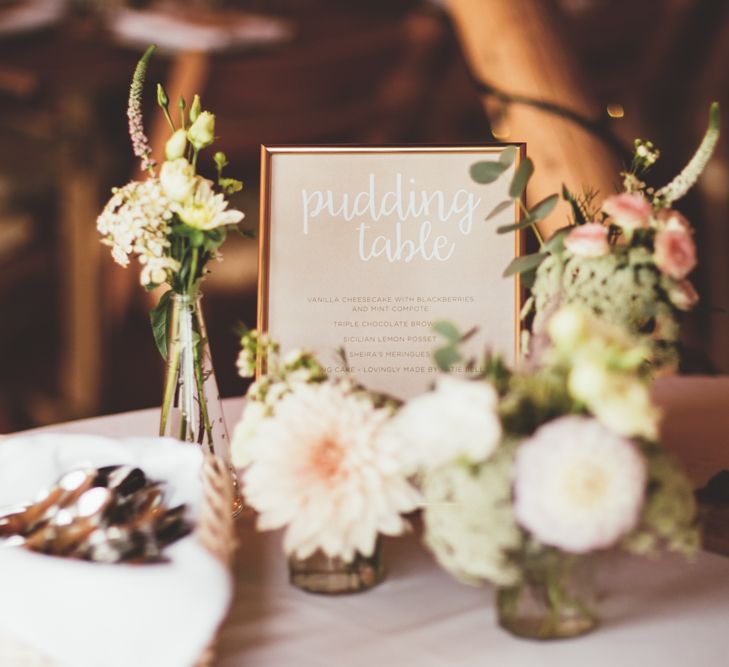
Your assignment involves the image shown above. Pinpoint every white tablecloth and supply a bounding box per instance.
[18,380,729,666]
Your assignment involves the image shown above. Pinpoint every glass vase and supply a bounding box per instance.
[289,544,383,594]
[496,557,596,640]
[159,292,243,516]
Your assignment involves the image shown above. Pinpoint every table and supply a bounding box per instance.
[19,383,729,666]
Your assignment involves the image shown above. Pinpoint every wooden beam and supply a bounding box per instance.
[446,0,623,237]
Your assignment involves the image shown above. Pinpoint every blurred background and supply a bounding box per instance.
[0,0,727,432]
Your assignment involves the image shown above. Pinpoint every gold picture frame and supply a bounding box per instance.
[258,144,525,398]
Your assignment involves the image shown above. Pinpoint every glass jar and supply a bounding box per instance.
[496,557,596,640]
[289,544,383,594]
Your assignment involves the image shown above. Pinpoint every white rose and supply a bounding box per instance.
[165,129,187,161]
[548,306,588,349]
[160,158,196,202]
[386,375,502,470]
[569,364,659,440]
[187,111,215,150]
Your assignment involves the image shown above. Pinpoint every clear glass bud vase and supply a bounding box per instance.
[159,293,242,515]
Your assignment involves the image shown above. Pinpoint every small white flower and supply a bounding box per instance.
[283,348,306,366]
[242,382,420,561]
[96,179,174,277]
[139,255,179,286]
[386,375,502,471]
[423,449,522,587]
[160,158,196,203]
[514,415,646,553]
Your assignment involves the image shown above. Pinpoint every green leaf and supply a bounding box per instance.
[433,320,463,343]
[219,177,243,195]
[562,185,587,225]
[434,345,462,372]
[497,214,536,234]
[520,267,538,289]
[544,225,572,253]
[485,200,514,221]
[528,194,559,222]
[190,230,204,247]
[502,252,547,278]
[149,290,173,359]
[470,161,509,184]
[499,146,518,166]
[509,157,534,199]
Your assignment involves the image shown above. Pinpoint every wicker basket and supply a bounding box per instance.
[0,451,237,667]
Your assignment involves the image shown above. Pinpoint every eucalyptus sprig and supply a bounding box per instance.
[470,102,720,284]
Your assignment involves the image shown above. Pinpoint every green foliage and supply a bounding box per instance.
[528,193,559,221]
[499,370,575,437]
[499,146,518,166]
[219,178,243,195]
[470,161,510,184]
[622,443,700,557]
[434,345,463,372]
[149,290,172,359]
[470,146,517,186]
[502,252,547,278]
[485,200,514,221]
[432,320,463,343]
[508,157,534,199]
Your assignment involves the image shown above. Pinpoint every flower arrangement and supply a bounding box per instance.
[98,45,244,307]
[393,307,698,638]
[96,45,245,449]
[471,104,720,371]
[232,334,419,592]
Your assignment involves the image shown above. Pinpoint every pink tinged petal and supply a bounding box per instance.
[601,193,652,230]
[563,223,610,257]
[654,229,697,280]
[669,280,699,311]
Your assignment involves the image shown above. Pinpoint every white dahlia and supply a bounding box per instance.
[230,399,270,468]
[514,416,646,554]
[242,381,420,561]
[385,375,502,471]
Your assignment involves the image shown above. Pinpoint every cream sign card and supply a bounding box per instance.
[258,145,523,399]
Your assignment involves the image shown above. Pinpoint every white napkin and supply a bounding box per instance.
[0,433,233,667]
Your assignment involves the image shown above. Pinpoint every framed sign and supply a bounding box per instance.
[258,145,524,399]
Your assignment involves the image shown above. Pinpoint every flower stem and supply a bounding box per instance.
[162,107,175,132]
[159,299,181,436]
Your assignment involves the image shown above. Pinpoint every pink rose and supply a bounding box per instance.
[655,208,693,234]
[668,279,699,311]
[563,223,610,257]
[601,193,652,230]
[654,228,697,279]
